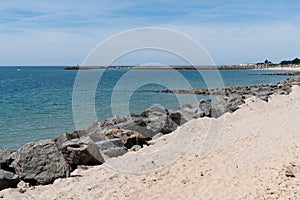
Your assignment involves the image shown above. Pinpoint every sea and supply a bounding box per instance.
[0,67,292,150]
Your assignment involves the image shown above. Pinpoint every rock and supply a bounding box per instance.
[258,95,269,102]
[139,106,178,135]
[169,111,184,125]
[160,115,178,134]
[113,115,177,138]
[96,138,128,158]
[0,169,19,190]
[0,149,11,163]
[101,147,128,158]
[225,95,245,112]
[10,140,70,185]
[170,108,195,124]
[96,138,124,150]
[206,95,245,118]
[169,99,213,124]
[140,106,167,118]
[88,106,178,138]
[17,180,30,189]
[197,100,211,117]
[54,131,86,147]
[99,129,150,149]
[0,149,12,172]
[86,116,127,134]
[152,132,164,140]
[59,137,105,170]
[257,90,272,102]
[130,145,142,151]
[209,96,227,118]
[285,164,296,178]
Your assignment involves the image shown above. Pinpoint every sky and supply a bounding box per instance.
[1,0,300,66]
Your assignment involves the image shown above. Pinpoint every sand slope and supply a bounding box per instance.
[2,87,300,199]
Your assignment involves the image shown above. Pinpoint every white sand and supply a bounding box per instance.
[2,86,300,199]
[264,66,300,71]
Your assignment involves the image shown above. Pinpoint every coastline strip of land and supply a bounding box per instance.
[64,65,300,70]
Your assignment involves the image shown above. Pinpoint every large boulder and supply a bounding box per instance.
[100,148,128,158]
[0,169,19,190]
[96,138,124,150]
[58,137,105,170]
[209,95,245,118]
[92,129,150,149]
[115,106,178,138]
[54,131,86,147]
[10,140,70,185]
[86,115,128,135]
[209,96,227,118]
[87,106,178,139]
[169,99,211,125]
[93,128,152,158]
[96,138,128,158]
[225,94,245,112]
[90,129,149,158]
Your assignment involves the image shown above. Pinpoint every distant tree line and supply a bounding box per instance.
[256,59,274,66]
[256,58,300,66]
[280,58,300,65]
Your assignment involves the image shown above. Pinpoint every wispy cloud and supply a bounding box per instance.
[0,0,300,65]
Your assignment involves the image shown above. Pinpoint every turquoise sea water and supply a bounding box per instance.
[0,67,292,150]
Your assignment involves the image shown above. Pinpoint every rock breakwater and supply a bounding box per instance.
[1,77,300,191]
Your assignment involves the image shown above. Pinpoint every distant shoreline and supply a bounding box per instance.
[64,65,300,71]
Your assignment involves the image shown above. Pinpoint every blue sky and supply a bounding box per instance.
[1,0,300,65]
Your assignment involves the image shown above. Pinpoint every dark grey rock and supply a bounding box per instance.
[96,138,124,151]
[112,115,177,138]
[258,95,269,102]
[209,96,227,118]
[86,115,127,134]
[169,111,184,125]
[198,100,211,117]
[169,99,212,125]
[0,169,19,190]
[160,115,178,134]
[96,129,150,149]
[87,106,178,138]
[225,95,245,112]
[59,137,105,170]
[140,106,167,117]
[100,147,128,158]
[96,138,128,158]
[10,140,70,185]
[54,131,84,147]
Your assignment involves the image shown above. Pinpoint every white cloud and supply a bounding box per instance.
[170,22,300,64]
[0,1,300,65]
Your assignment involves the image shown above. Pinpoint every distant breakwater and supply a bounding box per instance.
[149,77,300,101]
[250,71,300,76]
[64,65,257,70]
[64,65,299,71]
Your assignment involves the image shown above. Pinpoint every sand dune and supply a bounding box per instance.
[2,87,300,199]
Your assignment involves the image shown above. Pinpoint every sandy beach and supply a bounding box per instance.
[265,66,300,71]
[1,86,300,199]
